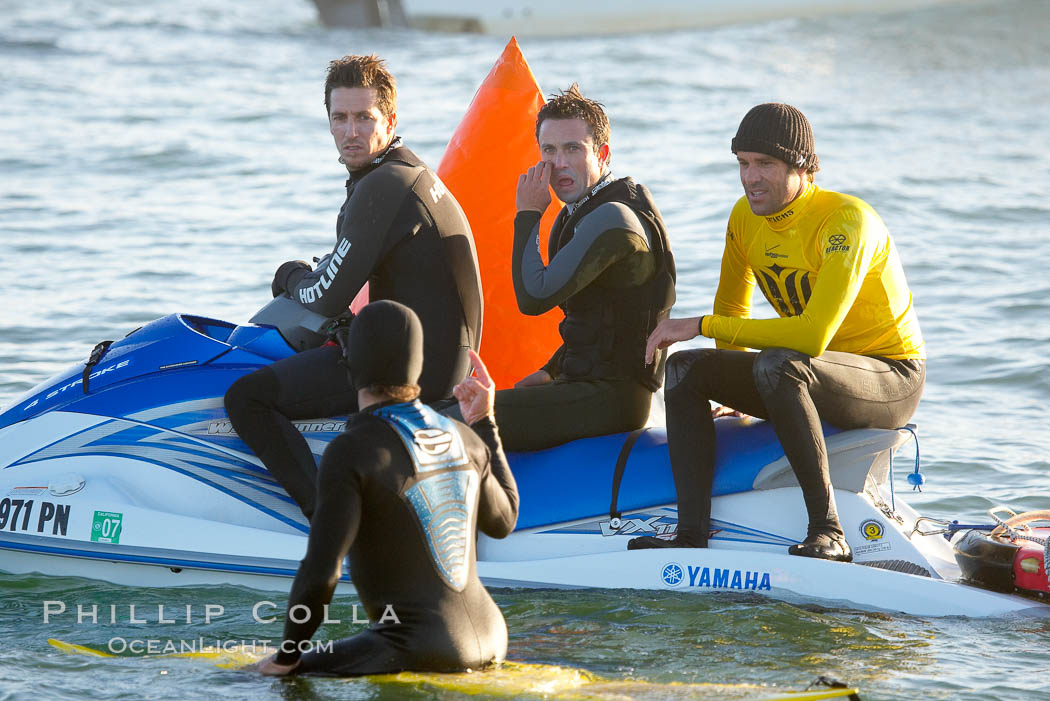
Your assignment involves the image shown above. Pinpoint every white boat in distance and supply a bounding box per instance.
[310,0,970,34]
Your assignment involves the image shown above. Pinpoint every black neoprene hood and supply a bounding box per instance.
[346,300,424,390]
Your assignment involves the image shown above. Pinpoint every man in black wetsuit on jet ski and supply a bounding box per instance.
[253,300,518,677]
[451,84,675,451]
[225,54,483,519]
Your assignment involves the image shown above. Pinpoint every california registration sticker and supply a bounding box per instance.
[91,510,123,544]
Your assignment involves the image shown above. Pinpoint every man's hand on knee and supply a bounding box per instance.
[645,317,702,364]
[513,369,552,388]
[712,404,748,419]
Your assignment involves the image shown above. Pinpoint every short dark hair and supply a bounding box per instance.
[535,83,609,154]
[324,54,397,117]
[368,384,420,402]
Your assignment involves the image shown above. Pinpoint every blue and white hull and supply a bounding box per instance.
[0,312,1044,617]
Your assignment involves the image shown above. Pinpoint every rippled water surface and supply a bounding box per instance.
[2,0,1049,698]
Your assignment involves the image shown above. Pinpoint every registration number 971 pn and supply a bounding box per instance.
[0,498,71,536]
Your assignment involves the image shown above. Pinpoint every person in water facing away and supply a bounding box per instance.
[253,300,518,677]
[629,103,925,562]
[462,84,675,451]
[224,54,483,519]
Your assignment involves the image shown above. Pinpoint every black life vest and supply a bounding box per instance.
[548,177,676,391]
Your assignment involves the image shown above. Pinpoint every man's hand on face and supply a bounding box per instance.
[516,160,553,213]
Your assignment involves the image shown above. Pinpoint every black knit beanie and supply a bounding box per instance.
[345,300,423,391]
[731,103,819,171]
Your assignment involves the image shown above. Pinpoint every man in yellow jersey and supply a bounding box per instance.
[628,103,925,561]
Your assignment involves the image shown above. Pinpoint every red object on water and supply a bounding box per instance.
[1013,527,1050,595]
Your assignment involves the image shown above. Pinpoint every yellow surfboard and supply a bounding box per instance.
[48,638,265,669]
[373,662,859,700]
[49,639,858,699]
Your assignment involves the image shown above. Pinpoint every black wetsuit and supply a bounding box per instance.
[662,349,924,547]
[225,140,483,517]
[275,401,518,676]
[481,176,674,451]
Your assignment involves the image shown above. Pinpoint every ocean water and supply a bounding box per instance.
[2,0,1049,698]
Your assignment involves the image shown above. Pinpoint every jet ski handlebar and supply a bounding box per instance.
[248,295,349,352]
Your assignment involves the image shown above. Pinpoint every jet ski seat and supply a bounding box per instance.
[508,418,912,531]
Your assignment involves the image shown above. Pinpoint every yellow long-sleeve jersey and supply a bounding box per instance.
[702,183,925,360]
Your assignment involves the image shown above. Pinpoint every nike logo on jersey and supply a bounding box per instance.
[764,243,789,259]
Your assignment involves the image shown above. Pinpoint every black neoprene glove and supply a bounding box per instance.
[271,260,312,297]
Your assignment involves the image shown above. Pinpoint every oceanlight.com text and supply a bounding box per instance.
[105,638,334,656]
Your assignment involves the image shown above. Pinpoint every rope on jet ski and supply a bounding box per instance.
[900,425,924,491]
[914,510,1050,582]
[910,517,995,539]
[888,424,923,513]
[989,509,1050,580]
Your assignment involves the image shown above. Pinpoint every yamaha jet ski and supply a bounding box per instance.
[1,300,1047,617]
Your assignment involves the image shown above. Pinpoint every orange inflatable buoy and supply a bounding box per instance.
[349,281,369,314]
[438,37,562,390]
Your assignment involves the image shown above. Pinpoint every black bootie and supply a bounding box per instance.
[788,531,852,562]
